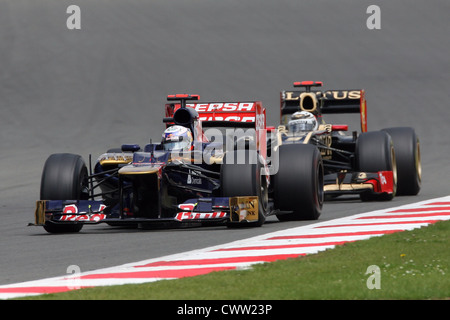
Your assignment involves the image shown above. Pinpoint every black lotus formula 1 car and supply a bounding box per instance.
[276,81,421,202]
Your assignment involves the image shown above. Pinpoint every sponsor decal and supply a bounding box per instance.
[187,169,202,185]
[175,211,227,221]
[178,203,197,211]
[284,90,362,101]
[59,214,107,222]
[62,204,78,214]
[98,153,133,165]
[229,196,258,222]
[187,102,255,112]
[59,204,107,222]
[255,113,265,129]
[199,115,255,122]
[379,172,387,185]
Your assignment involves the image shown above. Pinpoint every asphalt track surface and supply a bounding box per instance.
[0,1,449,286]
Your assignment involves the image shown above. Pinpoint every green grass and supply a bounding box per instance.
[22,220,449,300]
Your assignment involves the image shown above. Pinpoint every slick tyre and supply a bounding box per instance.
[40,153,89,233]
[356,131,397,201]
[382,127,421,195]
[274,144,324,221]
[221,150,268,227]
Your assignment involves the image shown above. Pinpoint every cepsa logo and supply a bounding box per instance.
[188,103,258,122]
[199,115,256,122]
[187,102,255,112]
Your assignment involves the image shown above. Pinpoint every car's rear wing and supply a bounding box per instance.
[166,99,266,130]
[164,95,268,157]
[280,81,368,132]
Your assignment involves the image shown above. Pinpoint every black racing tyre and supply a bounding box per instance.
[220,150,268,227]
[356,131,397,201]
[40,153,89,233]
[273,144,324,221]
[382,127,421,195]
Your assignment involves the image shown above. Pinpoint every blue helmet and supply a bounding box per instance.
[161,125,194,151]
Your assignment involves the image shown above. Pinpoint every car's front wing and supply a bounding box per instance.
[33,196,259,227]
[323,170,394,196]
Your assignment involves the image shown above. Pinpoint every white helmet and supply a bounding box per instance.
[288,111,318,133]
[161,125,194,151]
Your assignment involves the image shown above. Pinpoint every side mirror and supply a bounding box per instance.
[121,144,141,152]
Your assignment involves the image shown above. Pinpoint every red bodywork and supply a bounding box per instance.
[165,99,267,158]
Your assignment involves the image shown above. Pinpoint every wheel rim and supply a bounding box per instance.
[416,140,422,184]
[316,161,324,209]
[259,168,269,214]
[391,145,397,195]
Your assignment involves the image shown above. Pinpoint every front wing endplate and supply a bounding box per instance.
[229,196,259,223]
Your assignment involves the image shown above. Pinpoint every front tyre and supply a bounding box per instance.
[220,150,268,227]
[40,153,89,233]
[273,144,324,221]
[382,127,421,195]
[356,131,397,201]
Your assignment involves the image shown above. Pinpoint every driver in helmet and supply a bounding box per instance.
[161,125,194,151]
[288,111,318,133]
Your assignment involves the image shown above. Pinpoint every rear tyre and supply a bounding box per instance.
[382,127,421,195]
[40,153,89,233]
[221,150,268,227]
[274,144,324,221]
[356,131,397,201]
